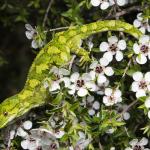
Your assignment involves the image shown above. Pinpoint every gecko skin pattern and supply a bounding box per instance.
[0,20,142,129]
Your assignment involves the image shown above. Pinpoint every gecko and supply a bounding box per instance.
[0,20,142,129]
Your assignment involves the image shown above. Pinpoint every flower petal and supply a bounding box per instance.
[115,51,123,61]
[108,36,118,44]
[123,112,130,120]
[117,40,126,50]
[31,40,38,49]
[21,140,29,149]
[49,82,60,92]
[131,82,139,92]
[100,2,109,10]
[89,71,96,80]
[82,73,92,81]
[90,0,100,7]
[105,88,112,96]
[114,89,122,98]
[117,0,126,6]
[85,82,97,91]
[61,77,70,87]
[145,98,150,108]
[139,35,150,44]
[148,110,150,119]
[59,68,70,75]
[23,120,32,130]
[136,89,146,98]
[87,95,94,103]
[99,42,109,52]
[93,101,100,110]
[17,127,28,137]
[133,72,143,81]
[137,13,143,21]
[144,72,150,82]
[89,61,98,69]
[99,57,109,66]
[129,139,138,146]
[104,67,114,76]
[88,109,95,116]
[77,88,88,97]
[139,137,148,146]
[70,72,79,82]
[97,74,107,84]
[25,31,34,39]
[133,19,141,28]
[136,54,147,64]
[139,27,146,34]
[103,52,113,62]
[133,43,140,54]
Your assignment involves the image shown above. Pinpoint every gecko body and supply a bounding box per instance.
[0,20,142,129]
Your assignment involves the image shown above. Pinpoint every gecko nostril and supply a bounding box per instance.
[3,112,8,116]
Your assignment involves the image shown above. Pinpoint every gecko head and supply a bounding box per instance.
[0,95,20,129]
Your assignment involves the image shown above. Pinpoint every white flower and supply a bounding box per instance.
[23,120,33,130]
[25,24,45,49]
[81,96,100,116]
[68,72,97,97]
[16,120,32,138]
[148,111,150,119]
[133,35,150,64]
[21,128,59,150]
[100,36,127,62]
[96,79,109,95]
[25,24,36,40]
[90,0,110,10]
[109,0,127,6]
[116,104,130,120]
[116,0,127,6]
[145,97,150,108]
[74,132,91,150]
[125,137,150,150]
[110,147,115,150]
[89,57,114,84]
[133,13,150,34]
[131,72,150,98]
[46,66,70,92]
[103,88,122,106]
[106,128,115,134]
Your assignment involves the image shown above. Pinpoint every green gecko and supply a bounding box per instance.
[0,20,142,129]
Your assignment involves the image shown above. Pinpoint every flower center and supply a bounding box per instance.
[109,44,118,52]
[50,143,57,149]
[76,79,85,87]
[142,21,148,28]
[36,146,42,150]
[109,96,114,102]
[95,66,103,73]
[139,81,147,89]
[133,145,143,150]
[140,45,149,54]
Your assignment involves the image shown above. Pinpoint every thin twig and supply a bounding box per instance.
[99,141,104,150]
[42,0,54,27]
[121,99,138,115]
[69,55,76,70]
[106,5,142,19]
[47,26,70,32]
[116,58,132,89]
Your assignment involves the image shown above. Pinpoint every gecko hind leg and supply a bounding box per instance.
[75,48,91,66]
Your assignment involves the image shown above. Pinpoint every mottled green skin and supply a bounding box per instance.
[0,20,142,129]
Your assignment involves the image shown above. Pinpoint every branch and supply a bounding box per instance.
[121,99,138,115]
[42,0,54,27]
[106,5,142,19]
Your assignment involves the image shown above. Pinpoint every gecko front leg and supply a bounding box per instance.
[76,47,91,66]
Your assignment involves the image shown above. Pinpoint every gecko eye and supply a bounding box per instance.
[3,112,8,116]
